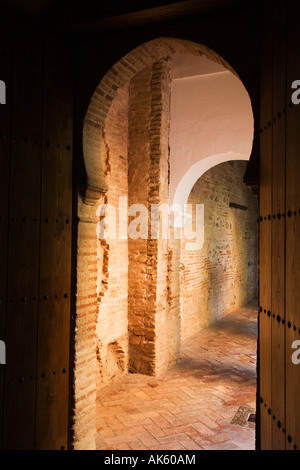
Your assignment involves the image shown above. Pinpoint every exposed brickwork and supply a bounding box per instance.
[82,38,235,205]
[128,60,175,375]
[74,199,100,450]
[128,65,155,374]
[96,85,129,386]
[152,61,180,375]
[180,161,258,341]
[75,39,254,450]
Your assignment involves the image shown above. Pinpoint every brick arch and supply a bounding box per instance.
[82,37,236,204]
[74,37,239,450]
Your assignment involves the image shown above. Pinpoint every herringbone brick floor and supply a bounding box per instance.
[96,303,257,450]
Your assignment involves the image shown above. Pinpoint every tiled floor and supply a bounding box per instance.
[96,303,258,450]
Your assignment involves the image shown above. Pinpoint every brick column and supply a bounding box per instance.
[73,197,100,450]
[128,64,155,374]
[128,59,180,375]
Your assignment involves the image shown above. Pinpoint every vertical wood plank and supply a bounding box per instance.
[271,0,286,450]
[0,12,12,449]
[2,21,43,450]
[285,0,300,451]
[259,0,273,449]
[35,32,73,450]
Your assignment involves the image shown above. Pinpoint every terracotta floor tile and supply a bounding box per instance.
[96,303,257,450]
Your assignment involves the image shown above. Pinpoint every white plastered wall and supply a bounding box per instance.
[169,54,254,218]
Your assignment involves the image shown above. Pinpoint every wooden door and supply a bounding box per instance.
[0,18,73,450]
[259,0,273,450]
[285,0,300,451]
[259,0,300,450]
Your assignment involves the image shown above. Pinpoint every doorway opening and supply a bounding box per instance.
[75,37,257,450]
[180,160,258,340]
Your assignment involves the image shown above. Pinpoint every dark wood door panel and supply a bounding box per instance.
[259,17,273,449]
[35,33,73,450]
[285,0,300,450]
[271,0,286,450]
[0,12,12,449]
[1,23,73,450]
[2,22,43,450]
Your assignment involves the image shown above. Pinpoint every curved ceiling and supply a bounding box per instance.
[169,53,254,221]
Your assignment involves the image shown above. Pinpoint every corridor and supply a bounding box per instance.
[96,303,257,450]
